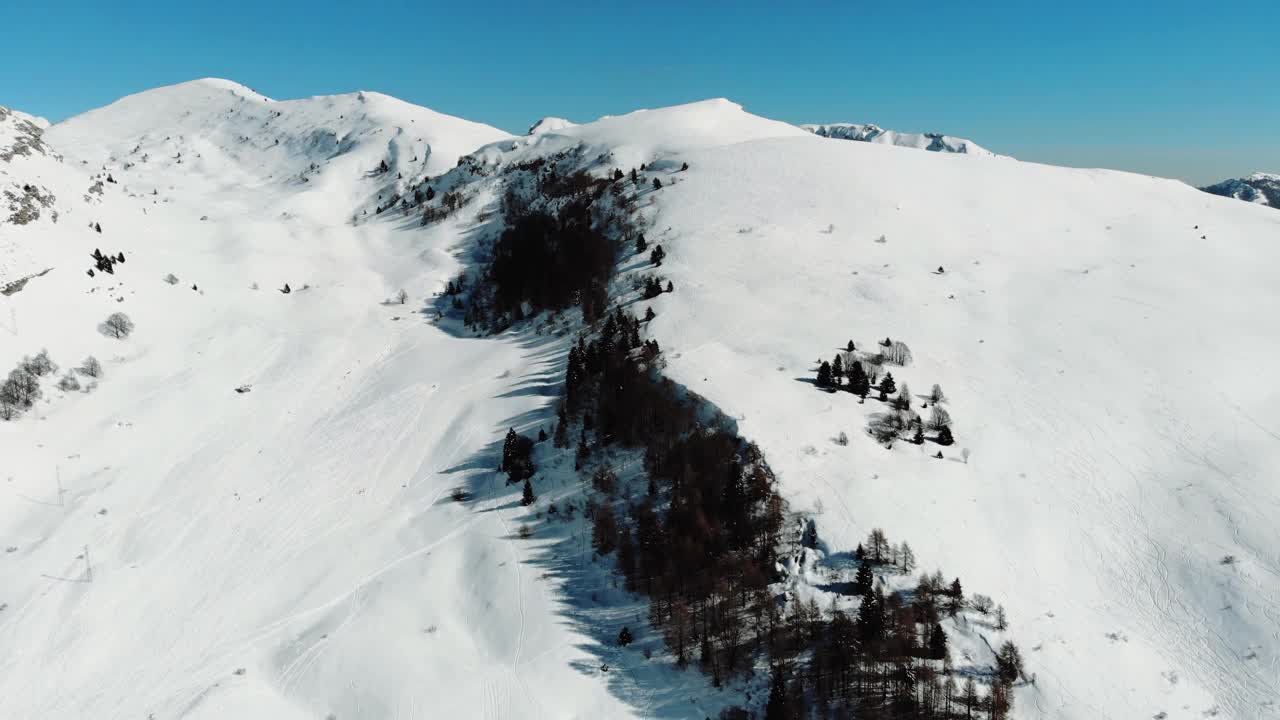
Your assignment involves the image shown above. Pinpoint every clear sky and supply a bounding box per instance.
[3,0,1276,185]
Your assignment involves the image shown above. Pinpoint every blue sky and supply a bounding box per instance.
[3,0,1276,185]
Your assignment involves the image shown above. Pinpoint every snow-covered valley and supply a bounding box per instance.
[2,80,1279,720]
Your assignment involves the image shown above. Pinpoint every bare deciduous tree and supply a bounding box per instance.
[99,312,134,339]
[77,356,102,378]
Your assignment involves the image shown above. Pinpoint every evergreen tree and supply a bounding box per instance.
[553,420,569,449]
[680,161,689,171]
[617,626,634,646]
[425,186,436,201]
[665,280,673,293]
[635,233,647,253]
[832,355,844,387]
[937,425,955,446]
[878,372,896,401]
[847,360,870,399]
[929,622,948,660]
[629,168,638,183]
[650,245,666,266]
[613,168,624,181]
[501,427,518,470]
[846,340,855,352]
[652,177,662,190]
[644,306,655,321]
[996,640,1023,683]
[521,478,536,506]
[854,562,874,595]
[538,427,548,442]
[995,604,1008,630]
[912,425,925,445]
[947,578,964,617]
[816,361,833,389]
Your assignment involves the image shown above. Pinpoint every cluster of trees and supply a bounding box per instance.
[1,350,101,420]
[87,247,126,277]
[487,200,615,323]
[750,527,1024,719]
[815,340,955,449]
[455,153,641,333]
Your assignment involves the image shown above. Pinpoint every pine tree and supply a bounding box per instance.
[665,280,673,293]
[832,355,844,387]
[947,578,964,616]
[650,245,666,266]
[538,428,548,442]
[995,640,1023,683]
[644,306,655,321]
[617,626,634,646]
[613,168,624,181]
[816,361,833,389]
[501,427,518,471]
[854,563,874,595]
[937,425,955,446]
[425,186,436,201]
[652,177,662,190]
[635,233,647,253]
[553,420,569,448]
[521,478,536,506]
[847,361,870,399]
[846,340,855,352]
[929,622,948,660]
[680,161,689,171]
[878,372,896,401]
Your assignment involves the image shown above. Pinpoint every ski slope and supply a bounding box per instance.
[0,80,654,720]
[3,82,1279,720]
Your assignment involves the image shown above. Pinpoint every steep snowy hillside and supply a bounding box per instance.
[0,85,654,720]
[802,122,997,156]
[5,83,1279,720]
[636,132,1280,719]
[1201,172,1279,208]
[1,105,126,289]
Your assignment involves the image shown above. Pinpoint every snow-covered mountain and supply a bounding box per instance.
[1200,172,1280,207]
[801,122,997,156]
[3,83,1278,720]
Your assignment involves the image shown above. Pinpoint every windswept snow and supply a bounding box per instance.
[802,122,998,157]
[2,84,1279,720]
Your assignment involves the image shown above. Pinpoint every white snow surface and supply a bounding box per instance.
[3,84,1280,720]
[527,116,577,135]
[801,122,997,157]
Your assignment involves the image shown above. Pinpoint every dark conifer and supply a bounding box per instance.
[635,233,647,253]
[521,478,536,506]
[816,361,833,389]
[652,177,662,190]
[650,245,666,266]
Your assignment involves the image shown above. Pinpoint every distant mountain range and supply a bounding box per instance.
[1200,172,1279,208]
[799,122,997,156]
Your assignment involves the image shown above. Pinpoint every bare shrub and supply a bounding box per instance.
[163,273,180,285]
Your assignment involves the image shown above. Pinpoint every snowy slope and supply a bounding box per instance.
[4,83,1279,720]
[1,104,123,288]
[801,122,997,156]
[1201,172,1280,208]
[631,127,1280,719]
[0,85,651,720]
